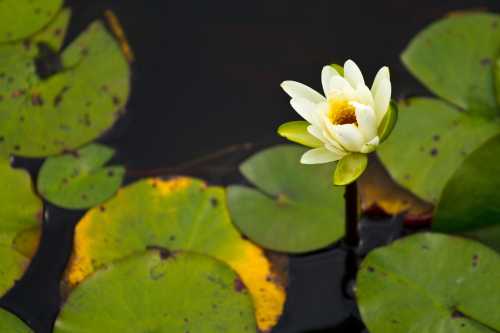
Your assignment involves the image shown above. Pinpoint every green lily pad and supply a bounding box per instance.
[0,308,32,333]
[227,145,345,253]
[0,0,63,43]
[56,250,256,333]
[357,233,500,333]
[495,58,500,106]
[66,177,285,332]
[462,224,500,254]
[0,157,42,296]
[37,143,125,209]
[377,98,500,203]
[402,13,500,116]
[333,153,367,186]
[0,16,130,157]
[433,134,500,232]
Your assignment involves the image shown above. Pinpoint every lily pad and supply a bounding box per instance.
[0,308,32,333]
[377,98,500,203]
[227,145,345,253]
[56,250,256,333]
[0,15,130,157]
[402,13,500,116]
[37,143,125,209]
[462,224,500,254]
[433,134,500,232]
[0,157,42,297]
[66,177,285,332]
[357,233,500,333]
[0,0,63,43]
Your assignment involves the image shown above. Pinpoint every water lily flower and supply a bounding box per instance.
[278,60,397,185]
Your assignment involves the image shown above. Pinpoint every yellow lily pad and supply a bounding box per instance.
[66,177,285,332]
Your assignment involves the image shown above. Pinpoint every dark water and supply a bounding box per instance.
[2,1,499,332]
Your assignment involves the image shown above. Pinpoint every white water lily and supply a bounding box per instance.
[280,60,392,165]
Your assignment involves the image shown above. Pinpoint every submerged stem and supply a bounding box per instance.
[344,181,360,247]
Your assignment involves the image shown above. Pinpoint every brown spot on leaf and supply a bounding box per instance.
[31,93,44,106]
[11,90,26,98]
[234,277,246,292]
[22,40,31,50]
[472,254,479,267]
[147,245,172,260]
[53,86,70,107]
[430,148,438,156]
[480,58,492,66]
[452,309,464,318]
[112,96,121,106]
[367,266,375,272]
[432,134,440,141]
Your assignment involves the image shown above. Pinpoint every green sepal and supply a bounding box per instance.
[378,100,398,143]
[277,121,323,148]
[330,63,344,76]
[333,153,368,186]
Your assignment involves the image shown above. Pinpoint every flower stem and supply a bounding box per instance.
[344,181,360,247]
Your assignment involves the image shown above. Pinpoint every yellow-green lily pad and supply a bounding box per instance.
[0,157,42,297]
[0,14,130,157]
[0,308,32,333]
[0,0,63,43]
[378,98,500,203]
[37,143,125,209]
[66,177,285,332]
[227,145,345,253]
[357,233,500,333]
[56,250,256,333]
[402,13,500,116]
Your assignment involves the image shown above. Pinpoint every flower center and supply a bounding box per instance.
[327,98,357,125]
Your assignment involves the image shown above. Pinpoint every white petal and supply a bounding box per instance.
[371,66,390,97]
[360,136,380,153]
[328,76,354,96]
[329,123,365,152]
[321,66,339,97]
[325,142,347,156]
[290,98,319,126]
[307,125,327,142]
[355,84,374,108]
[352,102,377,141]
[373,77,391,125]
[281,81,325,103]
[343,59,365,88]
[300,147,343,164]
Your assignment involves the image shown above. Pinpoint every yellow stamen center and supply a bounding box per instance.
[328,98,357,125]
